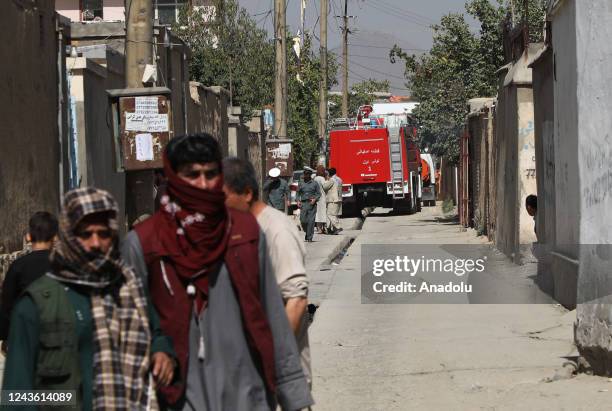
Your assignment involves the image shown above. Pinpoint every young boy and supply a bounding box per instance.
[0,211,58,351]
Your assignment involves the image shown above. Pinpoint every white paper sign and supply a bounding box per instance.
[125,113,169,132]
[135,133,154,161]
[135,97,159,114]
[269,143,291,159]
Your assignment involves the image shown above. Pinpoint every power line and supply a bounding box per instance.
[363,1,432,28]
[376,0,436,25]
[348,59,407,80]
[366,1,432,27]
[331,43,426,51]
[349,53,395,61]
[342,64,410,91]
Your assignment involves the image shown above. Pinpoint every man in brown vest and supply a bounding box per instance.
[2,187,175,411]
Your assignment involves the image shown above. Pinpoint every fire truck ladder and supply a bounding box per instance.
[388,127,405,199]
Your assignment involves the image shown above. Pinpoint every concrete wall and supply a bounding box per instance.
[517,88,537,244]
[549,1,580,309]
[495,46,539,262]
[157,28,189,136]
[530,46,557,296]
[438,157,457,206]
[0,1,62,253]
[187,82,229,153]
[67,56,126,231]
[495,77,519,259]
[228,106,249,160]
[559,0,612,374]
[246,111,267,200]
[466,98,496,237]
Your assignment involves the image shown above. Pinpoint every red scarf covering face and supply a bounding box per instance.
[159,155,230,278]
[141,154,276,403]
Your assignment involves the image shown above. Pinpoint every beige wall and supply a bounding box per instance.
[517,91,537,245]
[56,0,80,21]
[56,0,125,21]
[494,45,539,263]
[104,0,125,20]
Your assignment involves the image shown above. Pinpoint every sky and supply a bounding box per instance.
[237,0,480,95]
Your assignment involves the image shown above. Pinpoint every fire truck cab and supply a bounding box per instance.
[328,105,421,216]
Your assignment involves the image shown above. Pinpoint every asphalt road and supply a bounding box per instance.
[309,206,611,410]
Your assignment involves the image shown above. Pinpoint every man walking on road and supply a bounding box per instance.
[297,167,321,242]
[322,171,342,235]
[329,168,343,216]
[121,134,312,411]
[2,187,175,410]
[0,211,58,352]
[223,157,312,386]
[263,167,289,213]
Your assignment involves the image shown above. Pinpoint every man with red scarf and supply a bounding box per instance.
[121,134,312,411]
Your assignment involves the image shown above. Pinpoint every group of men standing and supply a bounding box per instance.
[1,133,313,411]
[263,165,343,242]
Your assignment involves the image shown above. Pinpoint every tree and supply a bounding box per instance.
[174,3,337,168]
[390,0,545,163]
[329,79,391,119]
[510,0,547,43]
[174,0,275,118]
[287,34,338,168]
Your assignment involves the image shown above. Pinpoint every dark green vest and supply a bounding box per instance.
[24,276,82,410]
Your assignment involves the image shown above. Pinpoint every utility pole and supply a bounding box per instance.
[300,0,306,46]
[125,0,155,227]
[318,0,328,142]
[125,0,153,89]
[341,0,349,118]
[274,0,288,139]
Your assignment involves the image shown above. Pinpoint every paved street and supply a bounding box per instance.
[307,206,612,410]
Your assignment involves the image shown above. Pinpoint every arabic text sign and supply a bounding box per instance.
[134,97,159,114]
[125,113,169,132]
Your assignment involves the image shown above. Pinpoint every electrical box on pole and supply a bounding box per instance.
[107,87,174,171]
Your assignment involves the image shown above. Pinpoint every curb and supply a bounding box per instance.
[320,235,355,267]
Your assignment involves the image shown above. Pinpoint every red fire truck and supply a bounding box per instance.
[328,106,422,216]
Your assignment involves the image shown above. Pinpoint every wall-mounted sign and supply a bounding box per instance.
[265,139,294,177]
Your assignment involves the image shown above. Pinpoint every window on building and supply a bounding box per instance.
[155,0,188,26]
[81,0,103,21]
